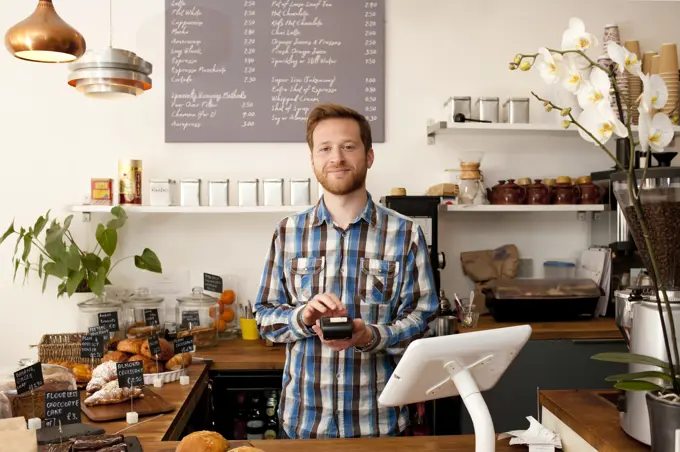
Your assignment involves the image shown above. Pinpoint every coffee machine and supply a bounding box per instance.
[611,166,680,447]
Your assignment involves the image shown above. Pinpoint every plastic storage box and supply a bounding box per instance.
[543,260,576,279]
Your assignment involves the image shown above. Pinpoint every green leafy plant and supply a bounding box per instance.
[0,206,162,298]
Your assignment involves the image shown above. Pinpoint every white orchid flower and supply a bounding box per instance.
[640,74,669,112]
[607,42,642,76]
[561,58,586,94]
[638,108,675,152]
[537,47,563,84]
[577,104,628,145]
[561,18,598,51]
[577,67,612,109]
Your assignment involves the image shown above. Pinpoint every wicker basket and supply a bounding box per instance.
[33,333,103,366]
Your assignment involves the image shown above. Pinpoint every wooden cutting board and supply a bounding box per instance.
[157,440,253,452]
[80,387,174,422]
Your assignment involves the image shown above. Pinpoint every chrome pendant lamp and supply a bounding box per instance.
[5,0,86,63]
[67,0,152,98]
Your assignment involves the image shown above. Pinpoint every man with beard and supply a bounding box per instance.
[254,103,438,439]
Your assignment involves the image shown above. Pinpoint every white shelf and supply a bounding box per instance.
[426,121,680,144]
[71,204,313,215]
[443,204,606,212]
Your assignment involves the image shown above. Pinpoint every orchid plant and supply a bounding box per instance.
[510,18,679,402]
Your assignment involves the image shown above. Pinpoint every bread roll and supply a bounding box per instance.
[231,448,266,452]
[141,337,174,361]
[116,338,144,355]
[176,431,228,452]
[102,351,130,363]
[165,353,192,371]
[127,355,165,374]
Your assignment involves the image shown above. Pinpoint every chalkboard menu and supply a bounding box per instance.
[165,0,385,143]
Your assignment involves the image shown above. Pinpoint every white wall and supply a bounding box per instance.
[1,0,679,364]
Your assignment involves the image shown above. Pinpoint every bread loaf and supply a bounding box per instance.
[176,431,228,452]
[116,339,144,355]
[141,337,174,361]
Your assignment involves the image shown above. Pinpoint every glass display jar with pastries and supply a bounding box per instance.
[176,287,219,349]
[77,293,125,342]
[121,287,166,339]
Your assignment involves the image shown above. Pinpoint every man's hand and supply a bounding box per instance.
[312,318,373,352]
[301,293,347,327]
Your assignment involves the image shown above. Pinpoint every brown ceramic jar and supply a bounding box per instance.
[526,179,550,205]
[553,176,580,204]
[496,179,527,204]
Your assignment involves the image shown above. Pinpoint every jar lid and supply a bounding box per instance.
[177,286,218,305]
[123,287,164,305]
[77,294,122,310]
[508,97,529,102]
[478,97,499,102]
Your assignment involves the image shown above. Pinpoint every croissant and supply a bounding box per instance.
[86,361,118,394]
[84,380,144,407]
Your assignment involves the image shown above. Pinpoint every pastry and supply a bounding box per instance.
[127,354,165,374]
[176,431,229,452]
[84,380,143,407]
[70,363,93,385]
[140,337,174,361]
[231,448,266,452]
[165,353,192,371]
[127,324,156,337]
[86,361,118,394]
[102,351,130,363]
[116,338,144,355]
[178,326,216,347]
[71,434,124,450]
[97,445,128,452]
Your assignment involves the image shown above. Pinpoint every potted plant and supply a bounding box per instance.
[0,206,162,298]
[510,18,678,450]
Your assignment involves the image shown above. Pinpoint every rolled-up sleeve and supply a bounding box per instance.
[356,224,438,354]
[254,228,316,342]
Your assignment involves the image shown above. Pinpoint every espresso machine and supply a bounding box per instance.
[610,166,680,447]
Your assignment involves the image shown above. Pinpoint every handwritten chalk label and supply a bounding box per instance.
[98,311,120,332]
[203,273,223,293]
[147,334,162,357]
[44,390,81,427]
[88,325,109,337]
[14,362,44,395]
[181,310,201,329]
[116,361,144,389]
[144,308,160,326]
[174,336,195,354]
[81,335,104,359]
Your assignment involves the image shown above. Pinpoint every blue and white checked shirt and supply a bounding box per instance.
[254,193,439,439]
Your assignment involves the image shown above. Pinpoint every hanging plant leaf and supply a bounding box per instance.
[38,254,44,279]
[66,269,86,297]
[614,380,665,392]
[13,259,20,282]
[102,256,111,274]
[0,222,15,246]
[96,225,117,257]
[605,370,674,383]
[107,206,128,230]
[592,352,670,370]
[21,233,32,262]
[45,216,73,244]
[33,212,49,236]
[134,248,162,273]
[57,282,67,298]
[82,253,102,272]
[13,228,25,261]
[65,244,81,271]
[89,268,107,297]
[42,271,49,293]
[44,261,68,279]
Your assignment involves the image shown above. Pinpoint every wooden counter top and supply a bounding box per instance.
[197,316,620,371]
[539,390,648,452]
[82,364,209,443]
[142,435,517,451]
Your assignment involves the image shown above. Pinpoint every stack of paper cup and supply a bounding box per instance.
[642,51,658,75]
[603,25,628,123]
[625,41,643,124]
[658,43,679,116]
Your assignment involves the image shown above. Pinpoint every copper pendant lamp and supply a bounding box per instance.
[5,0,86,63]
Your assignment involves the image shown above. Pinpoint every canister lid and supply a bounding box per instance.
[177,286,218,305]
[77,294,123,311]
[478,97,499,102]
[123,287,164,305]
[180,179,201,183]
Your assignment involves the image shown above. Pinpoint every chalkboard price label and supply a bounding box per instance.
[144,308,160,326]
[98,311,120,332]
[203,273,223,294]
[14,362,44,395]
[81,335,105,359]
[174,336,194,354]
[147,334,162,357]
[44,390,81,427]
[116,361,144,389]
[88,325,109,337]
[181,310,201,329]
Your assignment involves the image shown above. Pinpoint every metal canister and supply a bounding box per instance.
[118,159,143,205]
[435,315,457,336]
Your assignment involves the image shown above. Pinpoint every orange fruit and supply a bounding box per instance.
[214,319,226,332]
[220,290,236,305]
[221,308,235,323]
[209,306,218,318]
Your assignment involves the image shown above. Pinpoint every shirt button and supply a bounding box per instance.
[336,373,341,380]
[339,268,344,273]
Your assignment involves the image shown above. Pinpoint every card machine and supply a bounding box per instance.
[320,316,353,340]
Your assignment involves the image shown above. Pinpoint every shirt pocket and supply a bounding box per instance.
[286,256,326,302]
[357,258,401,324]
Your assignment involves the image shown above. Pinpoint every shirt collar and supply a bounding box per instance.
[311,191,380,230]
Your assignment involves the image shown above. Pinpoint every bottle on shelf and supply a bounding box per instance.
[246,393,265,440]
[263,391,279,440]
[232,392,248,440]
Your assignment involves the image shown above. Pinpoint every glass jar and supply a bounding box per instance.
[77,294,124,342]
[217,275,241,340]
[176,287,219,349]
[121,287,165,338]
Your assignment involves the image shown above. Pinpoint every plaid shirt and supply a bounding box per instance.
[254,193,439,439]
